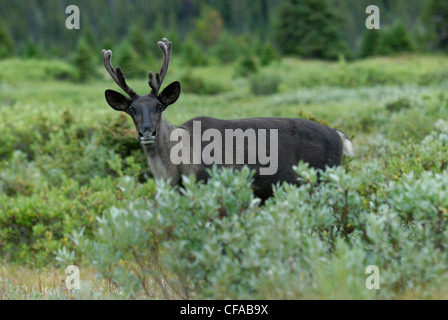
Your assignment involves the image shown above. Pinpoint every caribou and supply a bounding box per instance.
[101,38,354,201]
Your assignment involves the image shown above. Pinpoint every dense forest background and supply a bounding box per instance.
[0,0,446,62]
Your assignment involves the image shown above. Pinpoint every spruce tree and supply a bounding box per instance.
[421,0,448,51]
[359,30,380,58]
[274,0,349,60]
[376,21,414,55]
[0,20,14,58]
[73,37,96,82]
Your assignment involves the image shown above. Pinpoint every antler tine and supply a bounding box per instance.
[148,38,173,95]
[101,49,137,98]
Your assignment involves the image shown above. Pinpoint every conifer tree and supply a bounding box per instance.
[274,0,349,60]
[73,37,96,82]
[0,20,14,58]
[421,0,448,51]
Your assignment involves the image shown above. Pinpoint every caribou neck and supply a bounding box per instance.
[141,116,180,183]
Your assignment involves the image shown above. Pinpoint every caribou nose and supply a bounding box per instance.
[139,126,157,139]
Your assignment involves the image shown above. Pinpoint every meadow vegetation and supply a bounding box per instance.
[1,55,448,299]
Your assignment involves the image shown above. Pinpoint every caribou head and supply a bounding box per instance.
[101,38,180,145]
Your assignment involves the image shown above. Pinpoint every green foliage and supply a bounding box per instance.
[190,6,223,52]
[212,33,278,67]
[359,29,381,58]
[0,0,427,61]
[235,56,259,77]
[115,42,148,79]
[359,21,414,58]
[385,97,412,113]
[211,31,242,64]
[257,41,280,66]
[22,38,41,59]
[0,105,153,266]
[0,59,78,83]
[149,26,180,58]
[112,25,158,79]
[0,20,14,58]
[271,56,448,90]
[72,151,448,298]
[376,21,414,56]
[72,38,97,82]
[128,24,156,66]
[249,71,281,96]
[274,0,349,60]
[421,0,448,51]
[181,38,209,67]
[129,25,148,57]
[179,69,227,95]
[0,173,155,267]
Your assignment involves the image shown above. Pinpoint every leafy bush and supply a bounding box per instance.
[0,20,14,58]
[71,133,448,299]
[0,173,156,266]
[179,69,227,95]
[359,29,381,58]
[189,6,223,52]
[181,38,209,67]
[421,0,448,51]
[235,56,259,77]
[257,41,280,66]
[376,21,415,56]
[249,72,281,96]
[114,42,148,78]
[212,32,243,64]
[72,38,97,82]
[385,97,412,113]
[0,107,155,266]
[274,0,349,60]
[0,59,78,83]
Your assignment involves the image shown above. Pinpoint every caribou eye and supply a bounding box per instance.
[156,104,163,112]
[128,106,136,116]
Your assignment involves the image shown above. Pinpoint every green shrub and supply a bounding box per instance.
[0,173,156,266]
[71,145,448,299]
[359,29,381,58]
[249,72,281,96]
[257,41,280,66]
[0,151,41,196]
[114,42,148,79]
[385,97,412,113]
[377,21,415,56]
[0,59,78,83]
[421,0,448,51]
[179,69,227,95]
[0,20,14,58]
[181,38,209,67]
[235,56,259,77]
[212,32,242,64]
[72,38,97,82]
[190,6,223,52]
[274,0,349,60]
[22,39,41,59]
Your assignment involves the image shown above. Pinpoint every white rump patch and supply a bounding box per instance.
[337,130,355,157]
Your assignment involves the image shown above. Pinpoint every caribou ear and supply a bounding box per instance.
[158,81,181,109]
[105,89,131,111]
